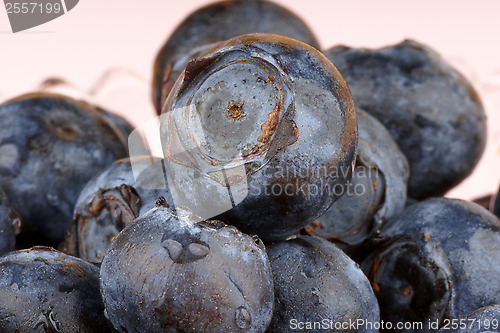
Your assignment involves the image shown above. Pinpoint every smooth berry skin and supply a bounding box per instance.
[324,40,486,199]
[152,0,320,113]
[60,157,173,264]
[362,198,500,332]
[0,93,129,246]
[266,236,380,333]
[160,33,357,241]
[0,247,113,332]
[100,205,274,333]
[305,109,408,254]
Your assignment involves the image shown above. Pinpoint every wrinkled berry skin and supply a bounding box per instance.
[305,109,408,254]
[266,236,380,332]
[100,205,274,332]
[0,247,113,332]
[61,157,174,264]
[324,40,486,199]
[160,33,357,241]
[0,93,129,246]
[437,304,500,333]
[153,0,320,113]
[362,198,500,332]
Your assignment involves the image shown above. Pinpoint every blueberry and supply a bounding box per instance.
[323,40,486,199]
[100,203,274,332]
[0,93,129,246]
[152,0,320,113]
[304,109,409,255]
[437,304,500,333]
[60,156,174,264]
[0,246,113,332]
[361,198,500,332]
[266,235,380,332]
[160,33,357,241]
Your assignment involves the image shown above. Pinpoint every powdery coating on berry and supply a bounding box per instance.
[266,236,379,333]
[62,157,173,264]
[0,93,129,246]
[0,247,113,332]
[152,0,320,113]
[324,39,486,199]
[160,33,357,241]
[100,206,274,332]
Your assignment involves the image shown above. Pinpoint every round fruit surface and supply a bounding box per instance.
[160,33,357,240]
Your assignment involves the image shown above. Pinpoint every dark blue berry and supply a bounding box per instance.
[362,198,500,332]
[0,93,130,246]
[100,204,274,332]
[266,235,380,332]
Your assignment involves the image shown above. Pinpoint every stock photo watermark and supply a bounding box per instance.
[289,318,500,331]
[3,0,79,33]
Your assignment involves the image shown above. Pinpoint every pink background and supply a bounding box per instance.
[0,0,499,201]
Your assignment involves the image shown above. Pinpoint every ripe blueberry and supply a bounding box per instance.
[362,198,500,332]
[0,93,130,246]
[100,203,274,332]
[324,40,486,199]
[266,235,380,332]
[160,33,357,241]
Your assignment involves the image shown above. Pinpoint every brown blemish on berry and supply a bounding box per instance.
[371,255,381,293]
[35,255,86,277]
[179,56,218,95]
[258,103,281,144]
[241,144,260,158]
[54,126,79,141]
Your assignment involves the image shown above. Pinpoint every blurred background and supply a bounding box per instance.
[0,0,499,200]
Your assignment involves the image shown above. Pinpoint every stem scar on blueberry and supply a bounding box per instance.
[225,100,246,121]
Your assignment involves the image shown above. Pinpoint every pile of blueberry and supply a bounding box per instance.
[1,1,500,332]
